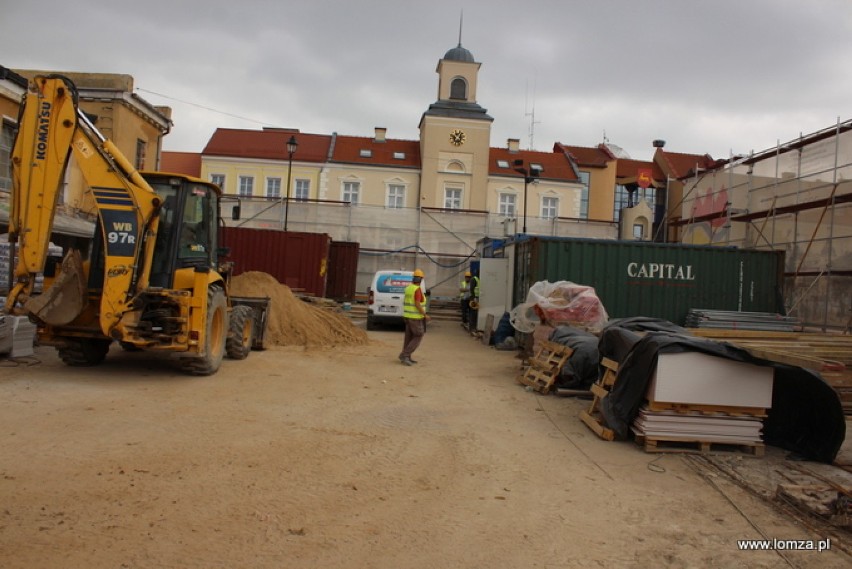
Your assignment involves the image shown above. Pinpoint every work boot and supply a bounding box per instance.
[401,358,414,366]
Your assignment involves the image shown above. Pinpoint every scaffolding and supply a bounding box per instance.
[223,197,617,298]
[677,119,852,331]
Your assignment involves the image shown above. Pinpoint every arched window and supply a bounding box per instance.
[450,77,467,100]
[446,160,466,172]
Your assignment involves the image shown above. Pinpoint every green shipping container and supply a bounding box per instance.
[512,237,785,326]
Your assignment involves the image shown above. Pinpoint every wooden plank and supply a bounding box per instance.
[580,411,615,441]
[579,358,619,441]
[646,400,767,417]
[635,434,765,457]
[590,383,609,399]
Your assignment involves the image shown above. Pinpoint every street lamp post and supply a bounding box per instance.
[282,135,298,232]
[513,159,539,234]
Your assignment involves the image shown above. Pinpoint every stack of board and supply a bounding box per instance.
[631,351,773,455]
[7,315,36,358]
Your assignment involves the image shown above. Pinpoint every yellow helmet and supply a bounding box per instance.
[413,269,425,278]
[464,271,471,277]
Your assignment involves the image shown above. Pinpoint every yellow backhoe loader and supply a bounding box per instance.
[3,74,266,375]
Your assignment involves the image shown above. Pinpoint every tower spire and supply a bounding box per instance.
[458,10,463,47]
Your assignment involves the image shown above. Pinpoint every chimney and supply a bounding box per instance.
[507,138,520,153]
[653,139,666,148]
[374,127,387,142]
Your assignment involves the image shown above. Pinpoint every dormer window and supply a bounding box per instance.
[360,149,372,158]
[497,160,509,168]
[393,152,405,160]
[531,163,544,174]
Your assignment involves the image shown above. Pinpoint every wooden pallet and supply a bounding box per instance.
[634,434,765,457]
[579,357,619,440]
[516,340,573,394]
[645,400,767,418]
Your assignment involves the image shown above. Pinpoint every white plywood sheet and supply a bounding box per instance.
[648,352,773,408]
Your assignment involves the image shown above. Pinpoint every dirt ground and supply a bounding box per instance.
[1,320,850,569]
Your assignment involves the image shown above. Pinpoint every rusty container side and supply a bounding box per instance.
[326,241,360,301]
[220,227,331,297]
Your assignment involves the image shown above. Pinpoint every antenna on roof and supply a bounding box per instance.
[458,9,464,46]
[525,76,541,150]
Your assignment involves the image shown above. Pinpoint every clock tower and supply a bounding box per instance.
[419,42,493,211]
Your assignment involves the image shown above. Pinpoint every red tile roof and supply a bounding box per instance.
[488,147,579,182]
[553,143,613,167]
[160,151,201,177]
[615,158,662,179]
[202,128,332,162]
[655,148,717,179]
[331,135,421,168]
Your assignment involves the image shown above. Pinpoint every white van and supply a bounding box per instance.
[366,270,427,330]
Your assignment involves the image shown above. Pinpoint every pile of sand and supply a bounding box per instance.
[228,271,368,348]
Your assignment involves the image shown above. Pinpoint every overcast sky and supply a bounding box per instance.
[3,0,850,161]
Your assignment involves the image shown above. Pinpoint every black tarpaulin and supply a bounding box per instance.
[597,329,845,464]
[548,326,600,389]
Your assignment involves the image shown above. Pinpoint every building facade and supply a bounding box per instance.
[674,122,852,330]
[0,68,173,224]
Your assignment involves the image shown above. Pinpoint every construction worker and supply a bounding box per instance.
[459,270,472,328]
[399,269,430,365]
[468,269,480,333]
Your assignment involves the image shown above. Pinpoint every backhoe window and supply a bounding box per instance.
[147,179,218,287]
[178,186,214,260]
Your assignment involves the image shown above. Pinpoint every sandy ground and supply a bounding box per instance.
[1,320,849,569]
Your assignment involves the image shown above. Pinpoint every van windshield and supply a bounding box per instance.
[376,274,414,293]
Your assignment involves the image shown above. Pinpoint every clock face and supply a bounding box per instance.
[449,129,466,146]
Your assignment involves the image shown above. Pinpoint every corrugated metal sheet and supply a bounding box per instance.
[220,227,330,297]
[326,241,359,301]
[513,237,785,326]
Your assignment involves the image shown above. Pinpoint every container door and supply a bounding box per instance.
[478,258,509,332]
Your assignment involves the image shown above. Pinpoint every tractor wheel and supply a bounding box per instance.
[180,286,227,376]
[226,305,255,360]
[57,339,112,366]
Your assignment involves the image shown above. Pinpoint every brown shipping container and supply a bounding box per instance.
[220,227,330,297]
[326,241,360,301]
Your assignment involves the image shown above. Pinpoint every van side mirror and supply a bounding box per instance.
[231,204,241,220]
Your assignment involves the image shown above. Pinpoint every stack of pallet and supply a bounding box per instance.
[632,351,773,456]
[688,328,852,415]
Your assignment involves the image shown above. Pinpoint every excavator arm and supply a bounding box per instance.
[5,75,162,336]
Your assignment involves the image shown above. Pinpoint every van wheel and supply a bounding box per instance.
[366,314,376,331]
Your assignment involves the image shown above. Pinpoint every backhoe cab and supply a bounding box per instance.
[3,74,265,374]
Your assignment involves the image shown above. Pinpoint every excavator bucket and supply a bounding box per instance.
[24,249,88,326]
